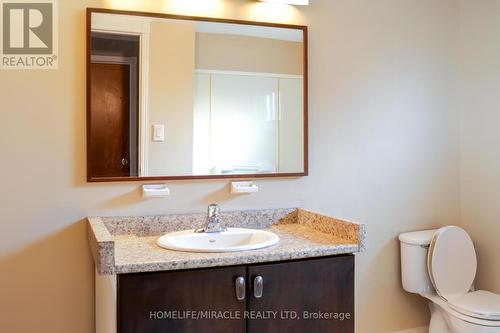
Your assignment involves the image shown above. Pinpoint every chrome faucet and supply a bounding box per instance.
[196,204,226,233]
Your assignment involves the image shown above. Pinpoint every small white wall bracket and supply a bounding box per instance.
[231,181,259,194]
[142,184,170,198]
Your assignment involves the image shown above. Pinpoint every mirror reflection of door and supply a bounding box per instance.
[88,12,306,181]
[90,33,139,177]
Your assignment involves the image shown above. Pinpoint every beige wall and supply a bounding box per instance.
[307,1,460,331]
[147,21,195,176]
[459,0,500,295]
[0,1,460,332]
[196,32,303,74]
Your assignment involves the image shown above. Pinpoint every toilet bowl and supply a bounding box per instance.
[425,293,500,332]
[399,226,500,333]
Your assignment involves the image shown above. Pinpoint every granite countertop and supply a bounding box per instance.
[87,208,366,275]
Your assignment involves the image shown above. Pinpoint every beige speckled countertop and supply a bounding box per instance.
[87,208,366,275]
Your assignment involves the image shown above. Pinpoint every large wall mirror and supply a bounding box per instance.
[86,8,308,182]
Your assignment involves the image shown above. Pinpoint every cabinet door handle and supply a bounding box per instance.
[235,276,246,301]
[254,276,263,298]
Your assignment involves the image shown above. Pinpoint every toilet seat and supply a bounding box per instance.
[428,226,477,301]
[448,291,500,321]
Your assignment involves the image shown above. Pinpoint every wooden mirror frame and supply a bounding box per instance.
[86,8,308,182]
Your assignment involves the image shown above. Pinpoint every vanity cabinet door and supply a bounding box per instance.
[118,266,247,333]
[247,255,354,333]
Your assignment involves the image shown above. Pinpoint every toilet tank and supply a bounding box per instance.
[399,229,437,295]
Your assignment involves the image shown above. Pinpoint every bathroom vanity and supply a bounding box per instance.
[85,10,365,332]
[88,208,366,333]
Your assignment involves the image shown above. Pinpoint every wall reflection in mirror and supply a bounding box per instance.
[88,11,307,180]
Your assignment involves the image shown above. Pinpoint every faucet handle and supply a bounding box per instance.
[207,203,220,216]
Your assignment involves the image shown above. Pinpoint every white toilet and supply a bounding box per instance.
[399,226,500,332]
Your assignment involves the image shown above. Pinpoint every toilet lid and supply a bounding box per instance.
[428,226,477,300]
[448,291,500,321]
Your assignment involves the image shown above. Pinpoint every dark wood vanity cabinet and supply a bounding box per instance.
[118,265,247,333]
[118,255,354,333]
[247,255,354,333]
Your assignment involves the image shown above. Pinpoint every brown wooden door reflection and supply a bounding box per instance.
[90,63,131,177]
[247,256,354,333]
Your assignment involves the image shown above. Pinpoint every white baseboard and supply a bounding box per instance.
[393,326,428,333]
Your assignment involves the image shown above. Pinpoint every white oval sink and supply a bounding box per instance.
[157,228,280,253]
